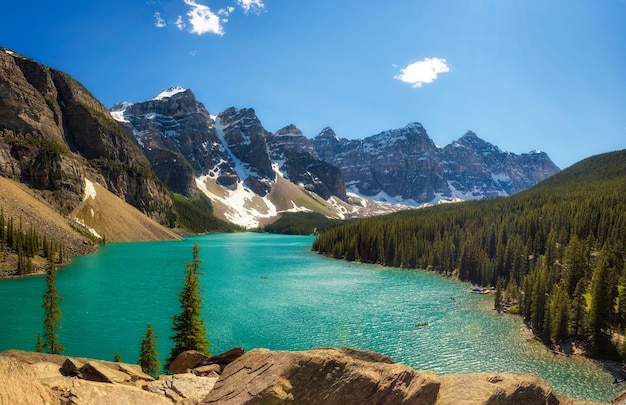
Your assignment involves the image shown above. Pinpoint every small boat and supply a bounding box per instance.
[415,322,428,328]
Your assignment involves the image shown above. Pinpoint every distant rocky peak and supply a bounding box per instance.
[110,101,133,112]
[217,107,259,128]
[315,127,340,141]
[152,86,188,101]
[454,131,501,154]
[275,124,304,137]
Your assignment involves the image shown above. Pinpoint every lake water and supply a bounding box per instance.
[0,233,621,402]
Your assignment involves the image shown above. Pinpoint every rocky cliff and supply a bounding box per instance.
[0,47,173,222]
[0,348,606,405]
[310,124,561,204]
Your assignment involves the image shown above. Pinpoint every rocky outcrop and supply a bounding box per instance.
[0,47,173,222]
[0,348,607,405]
[203,348,602,405]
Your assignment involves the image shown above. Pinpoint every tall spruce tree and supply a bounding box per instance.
[138,323,160,377]
[42,259,64,354]
[166,243,210,371]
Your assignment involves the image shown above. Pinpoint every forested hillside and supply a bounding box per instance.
[313,150,626,358]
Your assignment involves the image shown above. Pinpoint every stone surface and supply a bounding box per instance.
[0,356,59,405]
[79,361,132,384]
[202,347,441,405]
[146,373,219,404]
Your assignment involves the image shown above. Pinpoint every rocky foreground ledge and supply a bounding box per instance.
[0,347,609,405]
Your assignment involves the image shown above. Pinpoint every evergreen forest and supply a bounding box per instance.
[312,150,626,358]
[0,211,68,276]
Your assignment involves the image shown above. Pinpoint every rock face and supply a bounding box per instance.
[112,92,346,203]
[0,47,173,222]
[310,124,561,204]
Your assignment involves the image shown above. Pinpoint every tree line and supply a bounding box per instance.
[0,210,68,275]
[313,150,626,358]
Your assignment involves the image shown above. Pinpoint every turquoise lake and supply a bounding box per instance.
[0,232,621,402]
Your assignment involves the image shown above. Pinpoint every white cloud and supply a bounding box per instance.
[218,6,235,16]
[175,15,186,30]
[394,58,450,88]
[237,0,265,14]
[154,12,167,28]
[184,0,224,36]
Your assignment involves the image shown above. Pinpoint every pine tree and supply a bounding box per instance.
[166,243,210,370]
[588,248,615,355]
[35,333,43,353]
[42,260,64,354]
[138,323,161,377]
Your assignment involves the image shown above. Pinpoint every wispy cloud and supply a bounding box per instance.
[154,12,167,28]
[394,58,450,88]
[237,0,265,14]
[184,0,224,36]
[157,0,265,36]
[175,15,186,30]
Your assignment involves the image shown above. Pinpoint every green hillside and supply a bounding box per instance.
[313,149,626,358]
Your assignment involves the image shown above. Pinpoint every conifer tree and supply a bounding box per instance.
[35,333,43,353]
[42,260,64,354]
[166,243,210,371]
[139,323,161,377]
[588,248,616,355]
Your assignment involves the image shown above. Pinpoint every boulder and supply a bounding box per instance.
[192,364,221,376]
[61,357,84,377]
[79,361,132,384]
[169,351,212,374]
[169,347,244,374]
[437,373,562,405]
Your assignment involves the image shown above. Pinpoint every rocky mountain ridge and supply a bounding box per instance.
[112,87,559,228]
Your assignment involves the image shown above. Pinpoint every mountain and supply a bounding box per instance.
[112,87,559,228]
[0,47,182,276]
[310,125,561,204]
[111,89,362,229]
[0,47,174,223]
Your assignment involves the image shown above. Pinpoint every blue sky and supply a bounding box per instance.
[2,0,625,169]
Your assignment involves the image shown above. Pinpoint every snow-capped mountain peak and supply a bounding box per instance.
[152,86,187,101]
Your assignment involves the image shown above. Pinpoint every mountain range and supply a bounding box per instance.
[0,46,558,247]
[110,86,560,228]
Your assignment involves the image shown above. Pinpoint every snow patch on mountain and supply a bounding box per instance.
[152,86,186,100]
[83,179,97,201]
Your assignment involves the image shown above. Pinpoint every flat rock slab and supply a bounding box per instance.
[80,361,132,384]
